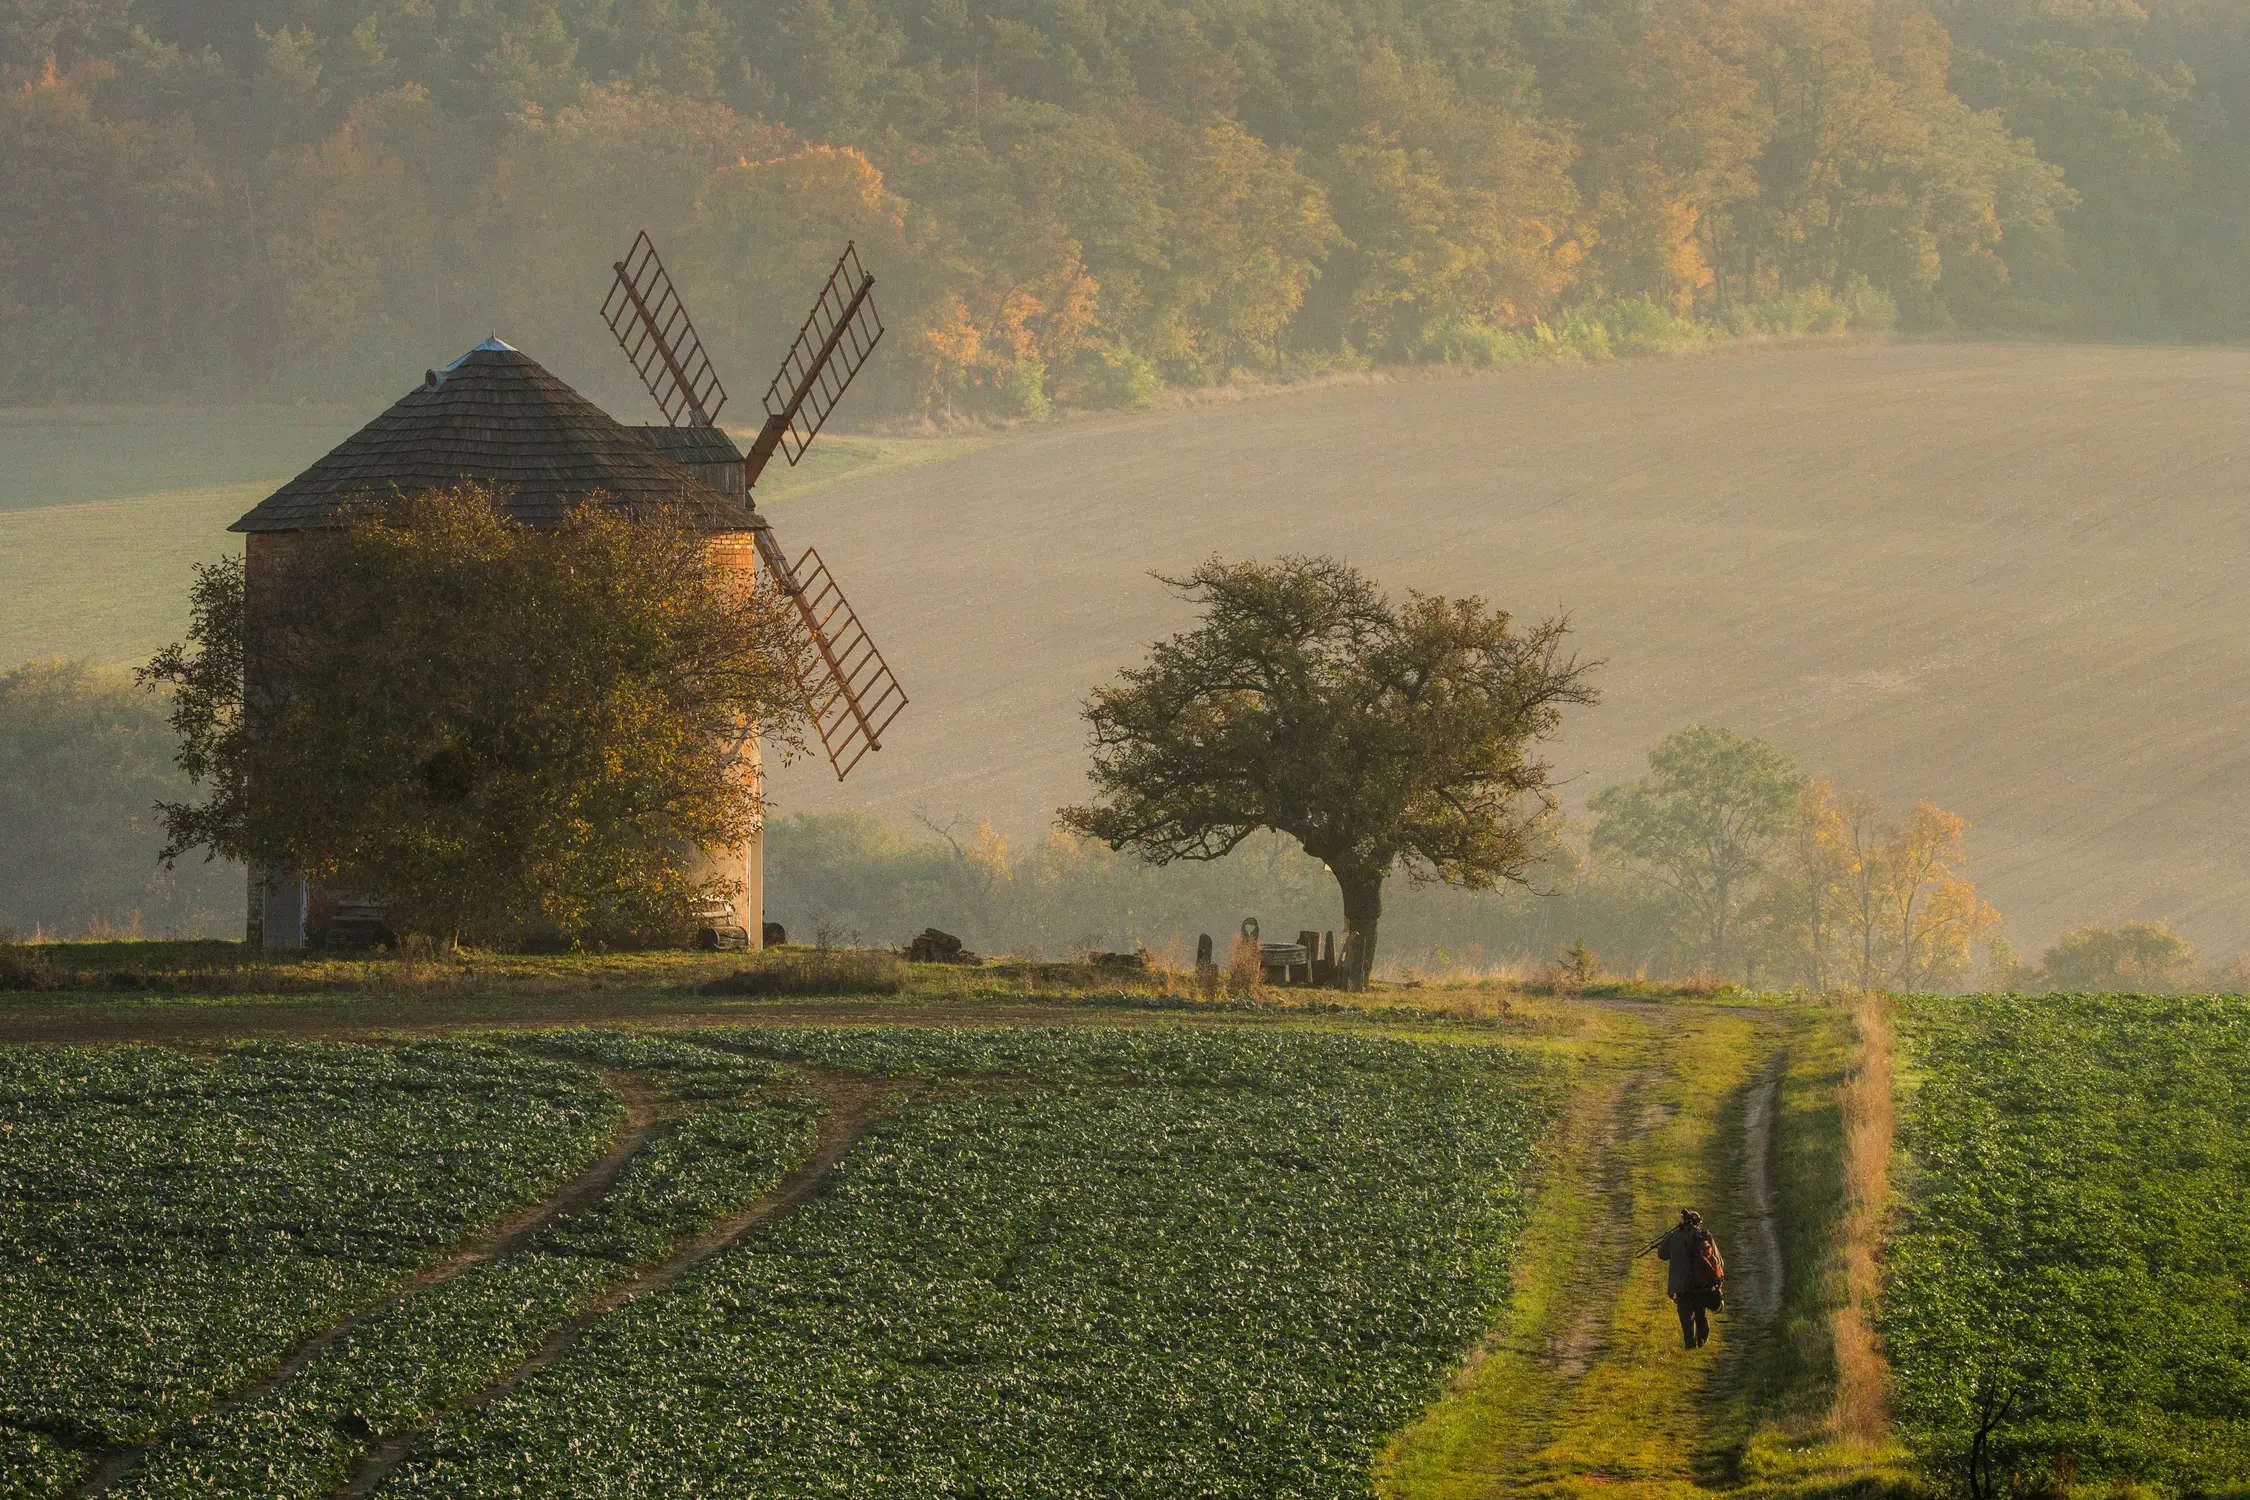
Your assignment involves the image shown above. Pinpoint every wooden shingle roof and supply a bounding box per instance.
[230,341,753,534]
[631,424,746,469]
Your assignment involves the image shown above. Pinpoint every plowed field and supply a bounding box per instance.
[8,340,2249,953]
[756,341,2250,956]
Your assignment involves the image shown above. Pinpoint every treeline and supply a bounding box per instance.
[3,658,2238,992]
[5,0,2245,412]
[0,661,238,938]
[766,726,2243,992]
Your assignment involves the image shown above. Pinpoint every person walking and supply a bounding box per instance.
[1656,1208,1724,1349]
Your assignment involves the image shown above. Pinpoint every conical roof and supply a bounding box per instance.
[231,340,751,533]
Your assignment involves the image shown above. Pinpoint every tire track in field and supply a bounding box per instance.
[334,1074,896,1498]
[69,1069,669,1498]
[1733,1051,1786,1330]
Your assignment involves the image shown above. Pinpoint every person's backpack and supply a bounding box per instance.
[1687,1229,1726,1290]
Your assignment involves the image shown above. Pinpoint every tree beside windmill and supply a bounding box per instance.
[160,240,903,950]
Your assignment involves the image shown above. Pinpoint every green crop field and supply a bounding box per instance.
[8,945,2241,1496]
[0,1023,1549,1500]
[0,1040,616,1493]
[1886,994,2250,1492]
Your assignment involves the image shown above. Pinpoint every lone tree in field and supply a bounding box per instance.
[1059,556,1598,986]
[143,482,810,946]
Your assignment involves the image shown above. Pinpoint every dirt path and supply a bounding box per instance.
[1381,1004,1794,1500]
[335,1075,892,1497]
[67,1071,667,1498]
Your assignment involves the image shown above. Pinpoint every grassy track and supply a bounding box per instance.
[1383,998,1919,1500]
[1386,1005,1778,1499]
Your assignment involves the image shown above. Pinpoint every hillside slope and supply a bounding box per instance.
[762,339,2250,957]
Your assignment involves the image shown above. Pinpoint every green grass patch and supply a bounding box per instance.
[0,482,267,669]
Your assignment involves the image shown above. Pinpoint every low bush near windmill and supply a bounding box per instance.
[372,1028,1548,1498]
[1885,994,2250,1493]
[697,946,909,996]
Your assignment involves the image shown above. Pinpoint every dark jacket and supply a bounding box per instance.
[1657,1224,1718,1298]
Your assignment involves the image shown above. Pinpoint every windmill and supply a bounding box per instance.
[602,231,906,781]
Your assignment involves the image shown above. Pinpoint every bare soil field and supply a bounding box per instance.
[752,340,2250,958]
[6,340,2247,956]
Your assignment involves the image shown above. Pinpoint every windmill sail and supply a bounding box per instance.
[601,231,904,781]
[743,242,884,490]
[603,231,728,427]
[739,240,902,781]
[759,541,907,781]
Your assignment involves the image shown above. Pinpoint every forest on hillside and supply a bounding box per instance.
[4,0,2247,413]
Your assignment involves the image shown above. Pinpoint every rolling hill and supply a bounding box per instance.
[755,339,2250,959]
[6,338,2247,958]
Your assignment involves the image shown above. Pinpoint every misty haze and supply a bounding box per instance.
[3,1,2247,1495]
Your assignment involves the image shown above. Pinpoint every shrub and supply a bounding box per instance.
[998,359,1052,419]
[0,944,69,990]
[1070,345,1164,409]
[1713,278,1897,338]
[1408,315,1537,367]
[1603,296,1706,355]
[1838,275,1900,332]
[698,948,909,996]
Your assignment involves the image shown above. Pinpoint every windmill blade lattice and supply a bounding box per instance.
[602,232,728,427]
[756,532,906,780]
[744,242,883,489]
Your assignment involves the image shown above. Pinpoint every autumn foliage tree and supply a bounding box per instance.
[1760,780,1999,991]
[1060,557,1598,987]
[18,0,2217,408]
[1591,727,1999,989]
[142,484,810,946]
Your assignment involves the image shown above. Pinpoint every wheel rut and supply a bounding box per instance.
[1734,1050,1786,1330]
[334,1075,892,1498]
[1541,1059,1661,1379]
[69,1069,668,1498]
